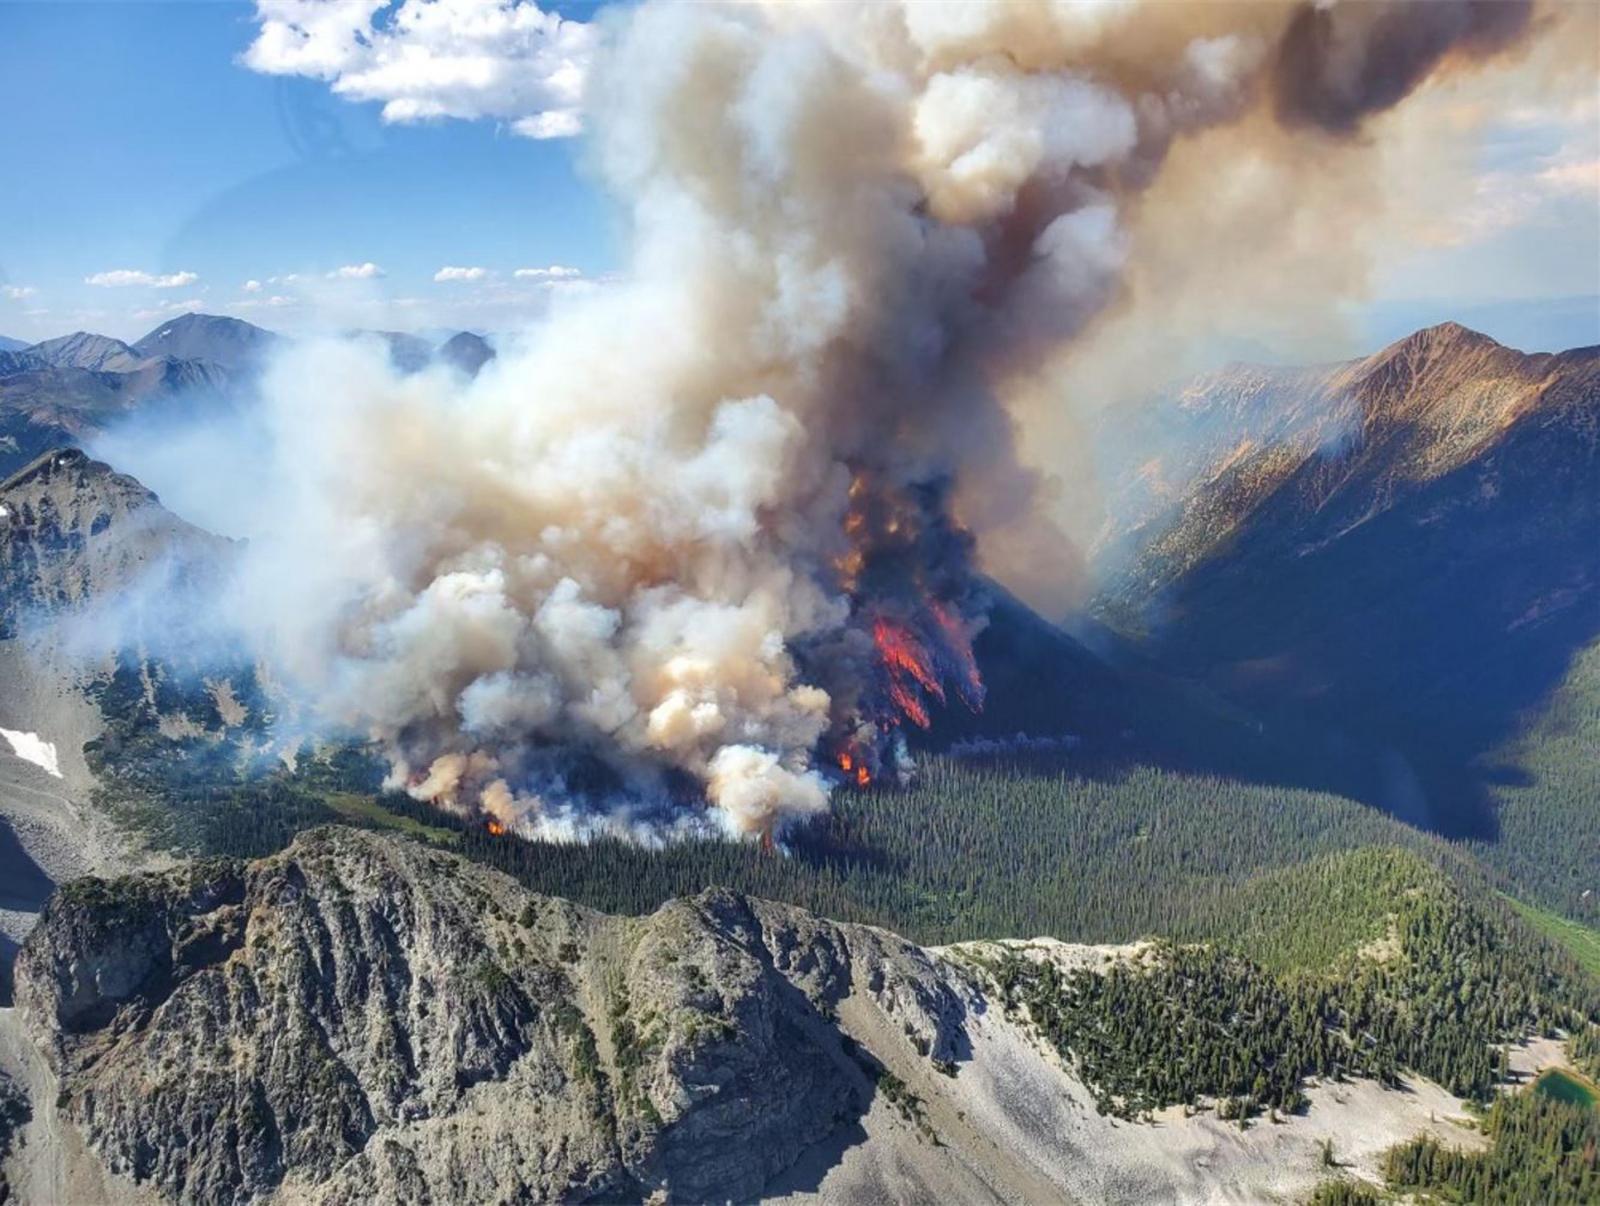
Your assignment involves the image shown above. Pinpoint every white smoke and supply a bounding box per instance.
[196,0,1542,842]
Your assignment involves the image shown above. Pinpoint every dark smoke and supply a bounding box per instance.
[1273,0,1535,134]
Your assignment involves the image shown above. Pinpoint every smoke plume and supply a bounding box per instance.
[1273,0,1534,133]
[207,0,1541,842]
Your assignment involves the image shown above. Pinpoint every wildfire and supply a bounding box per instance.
[823,466,988,782]
[835,748,874,788]
[486,819,507,837]
[929,601,984,707]
[872,615,943,729]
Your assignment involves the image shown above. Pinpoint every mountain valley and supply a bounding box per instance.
[0,319,1595,1203]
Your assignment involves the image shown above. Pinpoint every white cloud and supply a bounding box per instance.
[243,279,263,293]
[2,285,36,300]
[434,265,490,282]
[244,0,595,140]
[85,269,200,289]
[1427,147,1600,248]
[513,111,582,140]
[1537,157,1600,195]
[235,294,298,310]
[327,262,385,280]
[513,264,582,280]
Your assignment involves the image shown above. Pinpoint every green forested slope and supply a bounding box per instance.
[368,756,1455,950]
[1383,1089,1599,1205]
[980,846,1597,1121]
[1474,638,1600,929]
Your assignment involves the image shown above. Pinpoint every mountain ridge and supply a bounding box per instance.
[0,447,232,637]
[1096,320,1600,919]
[130,312,278,374]
[0,314,503,479]
[11,825,1578,1206]
[21,332,149,375]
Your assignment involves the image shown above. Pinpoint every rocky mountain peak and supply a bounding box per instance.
[438,330,495,377]
[22,333,147,374]
[1336,321,1535,439]
[0,448,162,527]
[130,313,277,374]
[0,449,229,634]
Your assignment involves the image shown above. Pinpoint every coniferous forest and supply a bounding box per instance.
[76,651,1600,1199]
[1381,1090,1599,1204]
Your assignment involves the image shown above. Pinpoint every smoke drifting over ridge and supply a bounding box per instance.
[216,0,1542,842]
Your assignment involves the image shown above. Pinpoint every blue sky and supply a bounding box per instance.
[0,0,1595,354]
[0,0,619,341]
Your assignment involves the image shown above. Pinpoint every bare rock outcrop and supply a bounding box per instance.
[13,827,974,1205]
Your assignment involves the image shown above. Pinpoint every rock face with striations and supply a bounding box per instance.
[14,827,972,1205]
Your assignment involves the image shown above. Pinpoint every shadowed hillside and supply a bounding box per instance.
[1097,324,1600,911]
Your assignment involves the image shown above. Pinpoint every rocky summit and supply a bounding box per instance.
[0,448,229,636]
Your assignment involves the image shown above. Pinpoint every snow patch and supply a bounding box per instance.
[0,728,62,778]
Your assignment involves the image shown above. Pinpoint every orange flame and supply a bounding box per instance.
[486,819,507,837]
[872,615,943,729]
[930,601,984,708]
[855,763,871,787]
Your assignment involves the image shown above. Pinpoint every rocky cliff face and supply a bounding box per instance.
[13,828,972,1205]
[0,448,230,636]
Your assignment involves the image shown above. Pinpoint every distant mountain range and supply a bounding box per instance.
[0,314,496,479]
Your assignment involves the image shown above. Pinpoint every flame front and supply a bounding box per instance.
[823,468,988,784]
[872,615,943,730]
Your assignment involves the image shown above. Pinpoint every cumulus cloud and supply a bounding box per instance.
[243,279,263,292]
[243,0,595,139]
[327,262,384,280]
[86,269,200,289]
[2,285,36,300]
[434,265,489,282]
